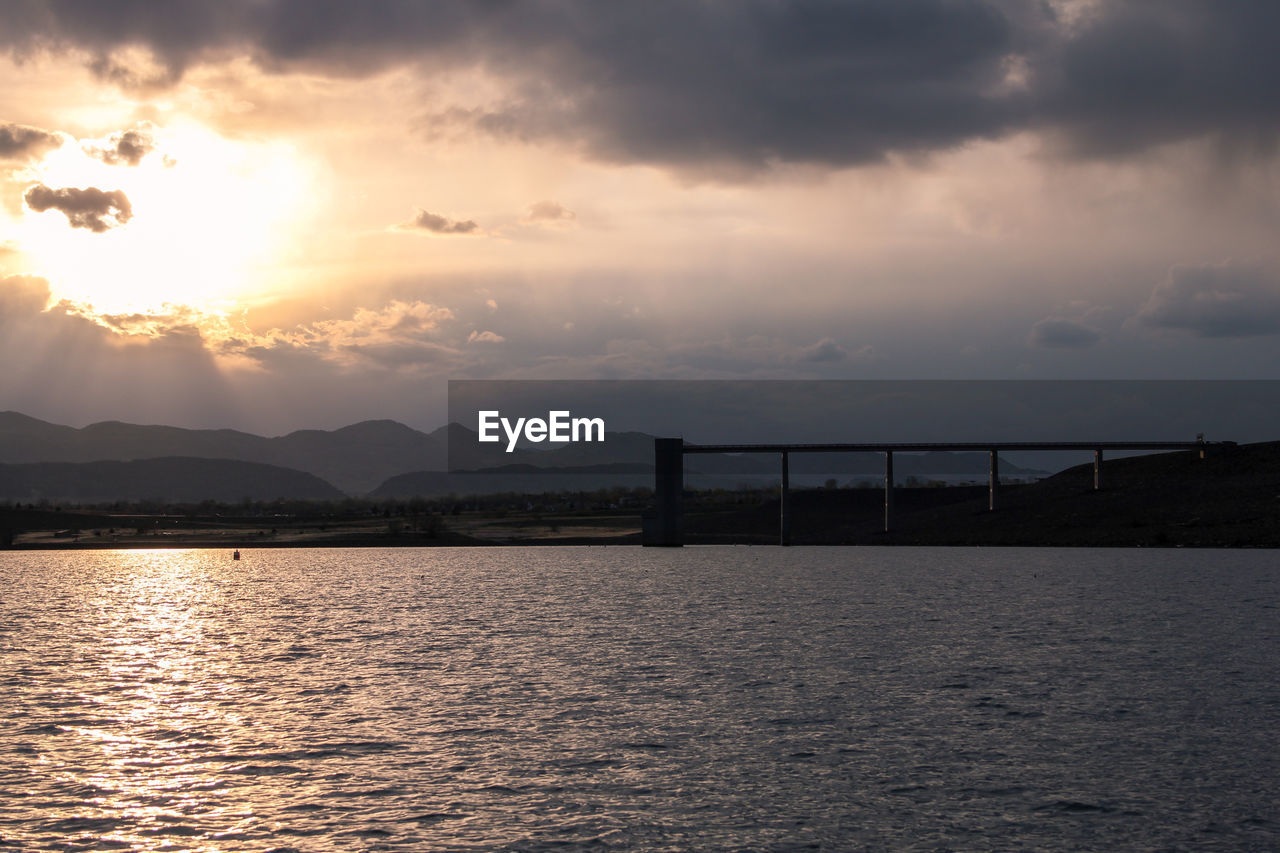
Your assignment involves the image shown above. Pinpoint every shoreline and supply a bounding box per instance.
[6,441,1280,550]
[5,536,1277,551]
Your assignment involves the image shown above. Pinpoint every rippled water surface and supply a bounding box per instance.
[1,546,1277,851]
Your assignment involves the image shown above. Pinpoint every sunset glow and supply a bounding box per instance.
[16,121,313,315]
[0,2,1277,433]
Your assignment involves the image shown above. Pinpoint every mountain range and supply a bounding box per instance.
[0,411,1048,502]
[0,411,446,493]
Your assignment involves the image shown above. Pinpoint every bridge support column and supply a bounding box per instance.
[989,449,999,511]
[884,451,894,533]
[645,438,684,546]
[1094,448,1103,490]
[780,451,791,546]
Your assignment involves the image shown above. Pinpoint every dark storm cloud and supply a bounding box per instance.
[0,122,62,159]
[86,128,155,165]
[1028,318,1101,349]
[24,183,133,232]
[405,210,479,235]
[1038,2,1280,158]
[0,0,244,79]
[4,2,1280,172]
[420,0,1025,171]
[1137,262,1280,338]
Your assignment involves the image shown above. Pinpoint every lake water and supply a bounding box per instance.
[0,546,1276,851]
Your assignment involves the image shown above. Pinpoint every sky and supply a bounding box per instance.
[2,0,1280,435]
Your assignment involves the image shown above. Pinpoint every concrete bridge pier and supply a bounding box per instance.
[884,451,894,533]
[989,449,1000,510]
[645,437,684,546]
[780,451,791,546]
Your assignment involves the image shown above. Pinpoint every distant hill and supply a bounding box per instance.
[0,457,344,504]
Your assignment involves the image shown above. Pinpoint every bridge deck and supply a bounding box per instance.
[682,441,1230,454]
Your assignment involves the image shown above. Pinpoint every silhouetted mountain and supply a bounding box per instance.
[0,412,445,493]
[0,457,344,504]
[267,420,445,492]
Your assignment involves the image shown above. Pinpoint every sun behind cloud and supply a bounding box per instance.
[14,120,316,316]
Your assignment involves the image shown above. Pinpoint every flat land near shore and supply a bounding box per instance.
[4,442,1279,548]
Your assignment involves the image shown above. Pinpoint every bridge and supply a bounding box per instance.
[643,438,1235,546]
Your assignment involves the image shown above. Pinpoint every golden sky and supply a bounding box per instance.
[2,1,1279,432]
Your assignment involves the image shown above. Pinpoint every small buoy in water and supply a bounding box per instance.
[233,549,241,560]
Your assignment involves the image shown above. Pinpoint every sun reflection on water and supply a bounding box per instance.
[34,550,250,849]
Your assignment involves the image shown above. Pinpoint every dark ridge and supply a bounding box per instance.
[0,457,344,504]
